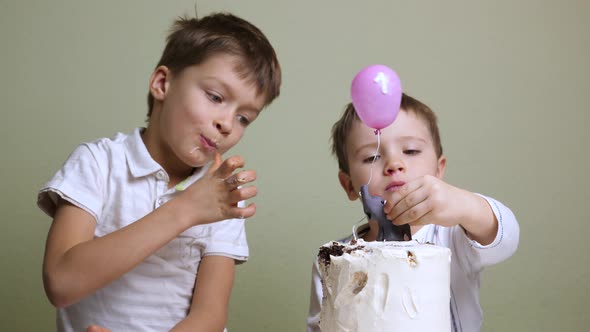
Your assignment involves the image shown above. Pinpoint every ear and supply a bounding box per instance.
[338,171,359,201]
[149,66,170,102]
[435,155,447,179]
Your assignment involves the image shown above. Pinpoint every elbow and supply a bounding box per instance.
[506,230,520,258]
[43,271,77,308]
[45,288,72,309]
[504,213,520,258]
[488,223,520,265]
[47,296,71,309]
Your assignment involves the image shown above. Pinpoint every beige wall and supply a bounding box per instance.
[2,0,588,331]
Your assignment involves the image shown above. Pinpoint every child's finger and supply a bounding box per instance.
[225,170,257,189]
[214,155,245,179]
[229,185,258,203]
[231,202,257,219]
[392,200,431,226]
[387,184,428,220]
[384,179,423,214]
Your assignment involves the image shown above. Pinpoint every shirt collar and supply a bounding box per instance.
[124,127,163,178]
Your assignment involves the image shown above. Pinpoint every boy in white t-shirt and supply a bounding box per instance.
[307,94,519,332]
[38,12,281,332]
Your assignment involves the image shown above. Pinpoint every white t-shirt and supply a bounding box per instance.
[307,195,519,332]
[38,128,249,332]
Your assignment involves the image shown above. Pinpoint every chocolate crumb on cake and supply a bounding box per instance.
[318,241,366,266]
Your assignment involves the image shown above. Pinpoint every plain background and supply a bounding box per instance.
[1,0,588,331]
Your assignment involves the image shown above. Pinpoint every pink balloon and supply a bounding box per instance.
[350,65,402,130]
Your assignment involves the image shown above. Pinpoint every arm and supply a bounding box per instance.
[463,195,520,267]
[43,198,192,308]
[383,175,500,245]
[449,188,499,245]
[171,256,235,332]
[43,154,256,308]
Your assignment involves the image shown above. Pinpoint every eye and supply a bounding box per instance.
[206,92,223,104]
[237,115,251,126]
[363,155,380,163]
[404,149,421,155]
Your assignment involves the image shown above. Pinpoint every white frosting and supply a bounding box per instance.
[319,240,451,332]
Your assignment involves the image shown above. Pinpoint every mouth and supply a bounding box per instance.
[385,181,405,192]
[200,135,218,151]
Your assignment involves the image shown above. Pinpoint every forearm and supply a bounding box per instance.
[44,200,192,307]
[171,310,227,332]
[458,192,498,245]
[170,256,235,332]
[471,196,520,267]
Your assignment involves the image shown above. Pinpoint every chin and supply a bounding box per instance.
[183,156,208,169]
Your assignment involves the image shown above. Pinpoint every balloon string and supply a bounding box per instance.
[354,129,380,242]
[366,129,381,187]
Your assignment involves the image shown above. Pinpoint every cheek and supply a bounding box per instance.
[220,130,245,153]
[418,161,440,177]
[348,169,370,191]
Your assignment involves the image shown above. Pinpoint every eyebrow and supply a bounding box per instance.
[398,136,428,143]
[352,136,428,155]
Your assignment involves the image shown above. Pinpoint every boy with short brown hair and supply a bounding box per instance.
[39,12,281,331]
[308,93,519,331]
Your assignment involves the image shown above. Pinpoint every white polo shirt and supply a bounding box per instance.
[38,128,249,332]
[307,195,519,332]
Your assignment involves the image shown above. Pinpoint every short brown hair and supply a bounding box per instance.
[331,93,443,174]
[147,12,282,117]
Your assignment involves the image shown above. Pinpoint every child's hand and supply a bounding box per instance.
[177,153,257,226]
[382,175,478,228]
[86,326,111,332]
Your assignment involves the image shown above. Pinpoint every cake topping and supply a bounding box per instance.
[351,271,368,294]
[318,241,366,266]
[407,251,418,267]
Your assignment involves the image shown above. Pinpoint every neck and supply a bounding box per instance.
[141,127,195,188]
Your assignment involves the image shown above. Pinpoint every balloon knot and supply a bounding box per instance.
[374,129,381,135]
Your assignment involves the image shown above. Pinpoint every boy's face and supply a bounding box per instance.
[338,110,446,200]
[149,54,265,169]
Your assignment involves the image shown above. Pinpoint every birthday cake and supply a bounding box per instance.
[318,239,451,332]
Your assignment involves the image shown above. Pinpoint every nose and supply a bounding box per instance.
[384,158,405,175]
[214,112,233,135]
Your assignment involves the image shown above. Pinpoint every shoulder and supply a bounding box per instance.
[78,130,132,161]
[56,131,132,173]
[37,130,136,218]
